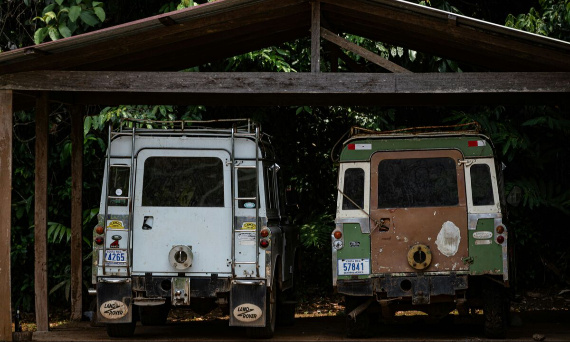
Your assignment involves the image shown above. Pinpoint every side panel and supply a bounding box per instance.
[469,218,503,274]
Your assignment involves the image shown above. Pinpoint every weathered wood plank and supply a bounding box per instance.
[1,71,568,93]
[34,92,49,332]
[311,1,321,73]
[70,105,83,322]
[0,90,13,342]
[320,27,411,73]
[1,71,569,105]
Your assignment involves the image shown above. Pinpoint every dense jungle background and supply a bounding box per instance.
[1,0,569,320]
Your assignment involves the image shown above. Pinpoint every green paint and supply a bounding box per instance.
[340,135,494,162]
[337,223,370,280]
[469,218,503,275]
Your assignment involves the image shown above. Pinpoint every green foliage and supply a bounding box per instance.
[33,0,106,44]
[506,0,570,41]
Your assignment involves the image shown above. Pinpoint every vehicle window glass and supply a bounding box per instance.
[470,164,494,206]
[238,168,257,208]
[377,157,458,208]
[142,157,224,207]
[108,166,129,206]
[342,168,364,210]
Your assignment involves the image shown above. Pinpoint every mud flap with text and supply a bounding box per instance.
[229,280,266,327]
[97,279,133,323]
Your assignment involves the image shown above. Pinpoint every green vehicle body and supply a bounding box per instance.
[332,127,511,338]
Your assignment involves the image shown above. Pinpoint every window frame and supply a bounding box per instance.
[336,162,369,218]
[464,158,501,214]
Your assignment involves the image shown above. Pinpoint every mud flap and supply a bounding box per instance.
[229,280,266,327]
[97,279,133,323]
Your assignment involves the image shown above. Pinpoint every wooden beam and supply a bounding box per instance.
[1,71,569,106]
[0,90,13,342]
[34,92,49,332]
[70,105,83,322]
[320,27,412,73]
[311,1,321,73]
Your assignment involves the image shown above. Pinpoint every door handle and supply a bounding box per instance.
[142,216,154,230]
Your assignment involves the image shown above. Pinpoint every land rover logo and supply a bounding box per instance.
[233,303,262,322]
[100,300,128,319]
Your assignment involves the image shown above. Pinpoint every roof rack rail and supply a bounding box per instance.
[117,118,254,133]
[349,121,482,137]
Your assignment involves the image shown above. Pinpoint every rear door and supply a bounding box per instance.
[132,149,232,275]
[370,150,468,274]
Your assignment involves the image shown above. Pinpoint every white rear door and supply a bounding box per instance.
[132,149,232,275]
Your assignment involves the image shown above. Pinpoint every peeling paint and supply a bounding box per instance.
[435,221,461,257]
[378,248,383,253]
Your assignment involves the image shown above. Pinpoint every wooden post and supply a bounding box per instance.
[34,92,49,332]
[70,106,83,321]
[0,90,13,342]
[311,1,321,73]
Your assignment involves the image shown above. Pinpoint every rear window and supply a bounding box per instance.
[377,157,458,208]
[142,157,224,207]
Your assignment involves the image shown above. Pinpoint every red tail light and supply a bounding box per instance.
[260,228,270,238]
[95,236,104,245]
[333,231,342,239]
[260,239,269,248]
[496,225,505,234]
[95,226,104,235]
[496,235,505,244]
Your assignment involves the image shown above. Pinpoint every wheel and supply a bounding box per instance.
[483,280,509,339]
[106,321,136,338]
[247,276,277,338]
[139,304,169,326]
[345,295,372,338]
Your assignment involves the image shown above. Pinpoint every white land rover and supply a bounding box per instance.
[91,119,299,338]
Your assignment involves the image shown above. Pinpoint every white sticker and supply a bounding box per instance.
[435,221,461,257]
[473,231,493,239]
[115,188,123,196]
[100,300,128,319]
[475,239,492,245]
[233,303,262,322]
[238,232,256,245]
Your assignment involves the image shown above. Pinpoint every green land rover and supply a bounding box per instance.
[332,124,512,338]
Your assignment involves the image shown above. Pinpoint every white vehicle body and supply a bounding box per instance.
[92,120,299,338]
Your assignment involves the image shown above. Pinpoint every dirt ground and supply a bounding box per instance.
[14,288,570,341]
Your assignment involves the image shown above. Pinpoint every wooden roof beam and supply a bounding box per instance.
[321,27,411,73]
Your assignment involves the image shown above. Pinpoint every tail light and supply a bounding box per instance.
[333,230,342,239]
[496,235,505,244]
[95,236,104,245]
[496,225,505,234]
[95,226,104,234]
[260,228,270,238]
[260,239,269,248]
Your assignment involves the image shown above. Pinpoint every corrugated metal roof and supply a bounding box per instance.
[0,0,569,74]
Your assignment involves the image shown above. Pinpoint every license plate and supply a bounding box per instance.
[105,250,127,264]
[338,258,370,275]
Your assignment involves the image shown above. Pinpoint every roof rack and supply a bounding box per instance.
[349,121,482,137]
[117,118,254,133]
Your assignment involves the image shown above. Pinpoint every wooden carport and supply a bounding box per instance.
[1,0,569,340]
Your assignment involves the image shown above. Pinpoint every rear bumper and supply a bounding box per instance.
[337,273,468,304]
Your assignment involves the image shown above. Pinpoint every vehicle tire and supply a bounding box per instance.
[139,304,169,326]
[247,277,277,339]
[106,321,136,338]
[345,295,372,338]
[483,280,509,339]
